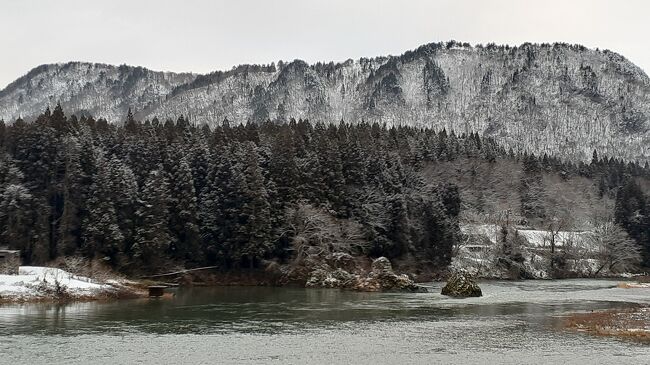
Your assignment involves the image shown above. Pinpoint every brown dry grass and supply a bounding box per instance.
[564,307,650,343]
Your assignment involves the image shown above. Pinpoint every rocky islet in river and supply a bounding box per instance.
[301,256,427,292]
[441,272,483,297]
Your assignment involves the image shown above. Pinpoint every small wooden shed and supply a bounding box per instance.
[0,248,20,275]
[148,285,167,297]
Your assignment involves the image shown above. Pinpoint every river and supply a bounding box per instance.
[0,279,648,364]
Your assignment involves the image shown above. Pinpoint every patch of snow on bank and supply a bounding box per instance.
[0,266,112,301]
[516,229,593,248]
[457,224,607,278]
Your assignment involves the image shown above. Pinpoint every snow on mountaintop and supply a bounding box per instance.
[0,62,196,124]
[1,41,649,162]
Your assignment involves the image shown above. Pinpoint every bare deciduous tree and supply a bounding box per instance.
[286,203,367,262]
[592,222,642,275]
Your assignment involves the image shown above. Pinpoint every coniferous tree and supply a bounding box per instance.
[133,168,172,270]
[50,102,67,133]
[199,146,239,266]
[82,150,123,262]
[169,155,200,262]
[0,120,5,148]
[234,142,273,268]
[58,137,84,256]
[188,137,211,203]
[520,154,546,220]
[108,155,138,260]
[614,180,649,266]
[124,108,138,133]
[268,126,299,205]
[0,153,44,262]
[419,184,460,267]
[383,194,411,257]
[316,124,346,212]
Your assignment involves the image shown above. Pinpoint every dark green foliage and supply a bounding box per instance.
[58,137,84,256]
[234,142,273,268]
[133,168,172,269]
[82,151,124,262]
[0,153,47,262]
[419,190,458,267]
[520,154,546,219]
[615,180,650,267]
[2,105,649,274]
[268,125,299,205]
[168,155,200,262]
[382,194,411,258]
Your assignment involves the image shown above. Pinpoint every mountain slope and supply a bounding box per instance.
[1,42,649,161]
[0,62,196,124]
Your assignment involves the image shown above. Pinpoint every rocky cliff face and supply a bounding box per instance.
[1,41,649,161]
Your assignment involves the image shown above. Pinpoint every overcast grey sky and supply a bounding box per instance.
[1,0,648,89]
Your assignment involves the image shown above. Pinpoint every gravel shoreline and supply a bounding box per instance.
[564,307,650,343]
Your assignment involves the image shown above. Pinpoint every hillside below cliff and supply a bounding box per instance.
[1,41,649,161]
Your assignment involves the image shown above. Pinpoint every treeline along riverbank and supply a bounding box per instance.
[1,105,649,284]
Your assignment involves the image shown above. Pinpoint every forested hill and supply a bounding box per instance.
[0,62,196,125]
[1,41,650,162]
[1,106,649,275]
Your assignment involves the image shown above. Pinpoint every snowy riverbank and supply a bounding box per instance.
[454,224,641,279]
[0,266,141,303]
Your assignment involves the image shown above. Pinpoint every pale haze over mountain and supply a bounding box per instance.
[1,0,649,89]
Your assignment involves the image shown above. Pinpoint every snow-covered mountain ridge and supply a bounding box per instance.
[0,62,197,125]
[1,41,649,161]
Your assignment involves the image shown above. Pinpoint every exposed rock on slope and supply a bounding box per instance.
[2,41,649,161]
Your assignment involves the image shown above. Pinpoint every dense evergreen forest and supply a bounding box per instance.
[1,104,649,274]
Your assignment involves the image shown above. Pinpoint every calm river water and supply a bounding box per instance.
[0,279,648,364]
